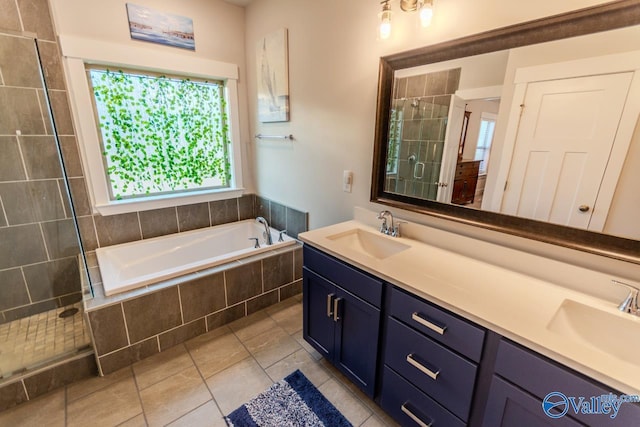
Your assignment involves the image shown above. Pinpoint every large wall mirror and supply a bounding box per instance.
[371,0,640,264]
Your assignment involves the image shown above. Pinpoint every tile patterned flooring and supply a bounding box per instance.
[0,295,398,426]
[0,303,91,379]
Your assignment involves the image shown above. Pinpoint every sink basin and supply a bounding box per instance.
[326,228,410,260]
[547,299,640,364]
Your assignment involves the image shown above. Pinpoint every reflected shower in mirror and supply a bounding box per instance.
[372,1,640,263]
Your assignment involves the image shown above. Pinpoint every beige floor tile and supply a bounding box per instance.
[66,367,133,402]
[0,388,65,427]
[266,301,303,335]
[206,357,273,415]
[139,365,211,427]
[133,344,194,390]
[186,331,249,379]
[118,413,148,426]
[265,348,330,388]
[167,400,227,427]
[242,326,301,368]
[67,376,142,427]
[319,378,372,426]
[292,330,323,360]
[361,414,396,427]
[228,310,277,342]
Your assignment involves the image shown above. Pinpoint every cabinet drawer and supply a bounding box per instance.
[389,286,485,362]
[385,317,477,421]
[303,245,382,307]
[380,366,465,427]
[495,339,640,426]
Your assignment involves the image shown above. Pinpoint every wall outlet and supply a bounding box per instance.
[343,170,353,193]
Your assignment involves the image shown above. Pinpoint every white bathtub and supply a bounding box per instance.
[96,219,296,296]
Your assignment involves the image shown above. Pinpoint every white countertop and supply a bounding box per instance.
[298,212,640,395]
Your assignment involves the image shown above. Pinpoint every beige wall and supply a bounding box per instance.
[245,0,639,279]
[245,0,614,227]
[49,0,256,193]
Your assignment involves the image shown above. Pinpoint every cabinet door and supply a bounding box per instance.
[302,268,336,359]
[334,287,381,397]
[483,376,583,427]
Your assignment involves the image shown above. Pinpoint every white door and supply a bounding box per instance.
[437,95,466,203]
[501,72,633,230]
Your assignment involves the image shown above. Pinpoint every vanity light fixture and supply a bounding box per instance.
[379,0,434,40]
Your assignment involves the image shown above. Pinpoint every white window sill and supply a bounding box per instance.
[94,188,245,216]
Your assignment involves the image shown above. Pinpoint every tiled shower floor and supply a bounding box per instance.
[0,303,91,379]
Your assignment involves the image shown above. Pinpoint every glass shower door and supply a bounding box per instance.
[0,32,91,378]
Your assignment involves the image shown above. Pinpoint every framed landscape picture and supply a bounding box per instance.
[126,3,195,51]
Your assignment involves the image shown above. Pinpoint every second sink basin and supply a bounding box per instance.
[547,299,640,365]
[326,228,410,260]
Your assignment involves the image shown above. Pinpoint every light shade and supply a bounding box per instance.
[379,2,392,39]
[420,2,433,27]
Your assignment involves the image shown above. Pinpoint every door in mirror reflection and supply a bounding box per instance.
[500,72,633,233]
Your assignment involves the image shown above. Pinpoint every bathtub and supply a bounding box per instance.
[96,219,296,296]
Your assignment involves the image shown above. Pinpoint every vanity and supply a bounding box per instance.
[299,210,640,427]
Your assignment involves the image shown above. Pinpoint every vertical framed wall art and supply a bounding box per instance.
[257,28,290,122]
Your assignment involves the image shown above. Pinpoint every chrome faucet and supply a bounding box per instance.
[613,280,639,316]
[256,216,273,245]
[377,210,393,235]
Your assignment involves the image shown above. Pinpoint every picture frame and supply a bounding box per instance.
[126,3,195,51]
[257,28,290,122]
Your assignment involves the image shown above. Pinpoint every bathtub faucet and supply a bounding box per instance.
[256,216,273,245]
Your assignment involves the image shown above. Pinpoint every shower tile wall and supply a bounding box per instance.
[387,68,461,200]
[0,0,86,324]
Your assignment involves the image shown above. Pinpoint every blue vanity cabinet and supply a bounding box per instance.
[380,286,486,426]
[483,339,640,427]
[302,245,383,397]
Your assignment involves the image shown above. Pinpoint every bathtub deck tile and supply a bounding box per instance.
[122,287,182,343]
[224,261,262,306]
[159,318,207,351]
[206,303,245,331]
[179,273,225,323]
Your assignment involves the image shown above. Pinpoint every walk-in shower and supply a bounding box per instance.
[0,30,92,382]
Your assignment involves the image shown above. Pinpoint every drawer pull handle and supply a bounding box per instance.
[326,293,335,317]
[407,354,440,380]
[401,403,433,427]
[333,297,342,322]
[411,312,447,335]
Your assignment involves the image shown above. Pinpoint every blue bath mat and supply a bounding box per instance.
[224,369,352,427]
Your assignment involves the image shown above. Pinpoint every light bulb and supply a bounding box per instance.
[379,2,392,40]
[419,2,433,27]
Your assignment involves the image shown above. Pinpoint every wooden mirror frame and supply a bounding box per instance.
[371,0,640,264]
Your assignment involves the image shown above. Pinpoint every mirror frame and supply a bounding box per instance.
[371,0,640,264]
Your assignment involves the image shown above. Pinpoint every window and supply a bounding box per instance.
[474,113,497,175]
[60,36,243,215]
[89,68,231,200]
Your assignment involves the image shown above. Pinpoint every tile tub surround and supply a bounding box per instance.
[86,243,304,375]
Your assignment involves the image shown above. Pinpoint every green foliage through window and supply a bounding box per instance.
[89,68,232,200]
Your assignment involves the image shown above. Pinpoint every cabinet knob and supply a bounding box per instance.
[578,205,590,212]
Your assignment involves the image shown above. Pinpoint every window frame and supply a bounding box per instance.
[474,112,497,175]
[60,35,244,215]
